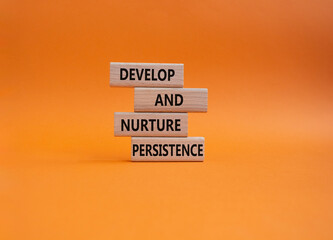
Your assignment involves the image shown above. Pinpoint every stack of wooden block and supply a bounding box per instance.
[110,62,208,161]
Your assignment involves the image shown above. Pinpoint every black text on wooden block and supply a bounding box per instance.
[131,137,205,161]
[110,62,184,87]
[134,88,208,112]
[114,112,188,137]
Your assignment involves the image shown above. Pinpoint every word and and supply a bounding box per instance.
[155,94,183,106]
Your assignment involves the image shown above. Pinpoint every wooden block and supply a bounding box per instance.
[131,137,205,161]
[110,62,183,87]
[114,112,188,137]
[134,88,208,112]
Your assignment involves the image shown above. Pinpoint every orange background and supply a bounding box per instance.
[1,0,333,239]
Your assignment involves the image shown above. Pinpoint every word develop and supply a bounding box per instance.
[120,68,175,81]
[110,62,183,87]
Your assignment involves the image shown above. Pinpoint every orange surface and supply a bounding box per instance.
[1,0,333,239]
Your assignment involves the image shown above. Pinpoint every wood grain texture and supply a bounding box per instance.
[131,137,205,161]
[134,88,208,112]
[114,112,188,137]
[110,62,183,87]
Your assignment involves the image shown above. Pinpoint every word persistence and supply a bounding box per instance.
[131,137,205,161]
